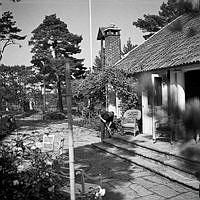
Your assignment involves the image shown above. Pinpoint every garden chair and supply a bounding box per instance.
[121,109,141,136]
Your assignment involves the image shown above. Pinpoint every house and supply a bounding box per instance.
[97,13,200,139]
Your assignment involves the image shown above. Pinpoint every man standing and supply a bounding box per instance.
[98,110,114,141]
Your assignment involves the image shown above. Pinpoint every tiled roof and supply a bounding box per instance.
[114,13,200,74]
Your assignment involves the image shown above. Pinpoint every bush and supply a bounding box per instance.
[21,109,38,118]
[0,115,17,136]
[0,139,105,200]
[44,111,66,120]
[0,144,70,200]
[73,116,101,132]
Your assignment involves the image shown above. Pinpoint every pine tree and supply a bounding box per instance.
[133,0,196,40]
[29,14,86,112]
[122,37,137,56]
[0,11,26,61]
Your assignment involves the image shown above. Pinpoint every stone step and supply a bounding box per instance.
[104,137,200,179]
[114,135,200,164]
[92,141,200,191]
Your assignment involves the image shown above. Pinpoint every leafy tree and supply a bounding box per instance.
[29,14,86,112]
[75,68,139,114]
[121,37,137,56]
[0,65,22,111]
[0,11,26,61]
[133,0,196,40]
[93,51,103,71]
[0,64,39,112]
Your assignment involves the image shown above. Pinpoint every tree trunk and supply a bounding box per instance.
[23,100,30,112]
[56,75,64,113]
[0,96,2,112]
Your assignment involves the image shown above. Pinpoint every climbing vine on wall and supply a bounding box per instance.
[74,68,139,114]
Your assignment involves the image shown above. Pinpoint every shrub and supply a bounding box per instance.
[75,68,139,117]
[44,111,66,120]
[21,109,38,118]
[73,116,101,132]
[0,139,105,200]
[0,144,69,200]
[0,115,17,136]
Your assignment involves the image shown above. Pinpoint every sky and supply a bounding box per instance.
[0,0,167,69]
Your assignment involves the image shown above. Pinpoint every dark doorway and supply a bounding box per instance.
[185,70,200,101]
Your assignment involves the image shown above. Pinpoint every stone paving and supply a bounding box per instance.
[75,146,199,199]
[1,114,200,199]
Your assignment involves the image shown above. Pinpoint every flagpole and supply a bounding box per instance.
[89,0,93,72]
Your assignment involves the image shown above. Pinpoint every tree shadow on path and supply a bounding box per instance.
[71,144,139,200]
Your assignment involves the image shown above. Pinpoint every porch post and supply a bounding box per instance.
[170,71,177,106]
[176,71,185,140]
[167,70,171,117]
[170,70,185,141]
[151,75,156,141]
[176,71,185,111]
[169,71,177,141]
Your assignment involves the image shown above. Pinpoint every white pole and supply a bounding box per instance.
[89,0,93,72]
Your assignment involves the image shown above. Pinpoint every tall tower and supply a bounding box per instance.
[97,24,121,69]
[97,24,122,116]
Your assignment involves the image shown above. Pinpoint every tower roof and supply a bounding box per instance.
[97,24,121,40]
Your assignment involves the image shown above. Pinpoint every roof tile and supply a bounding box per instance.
[114,14,200,73]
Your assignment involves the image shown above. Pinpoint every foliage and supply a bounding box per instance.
[43,111,66,120]
[0,114,16,135]
[29,14,86,112]
[77,186,105,200]
[0,133,104,200]
[0,64,41,112]
[0,143,69,200]
[133,0,199,39]
[93,51,102,71]
[121,37,137,56]
[73,114,101,132]
[75,68,139,115]
[0,11,26,61]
